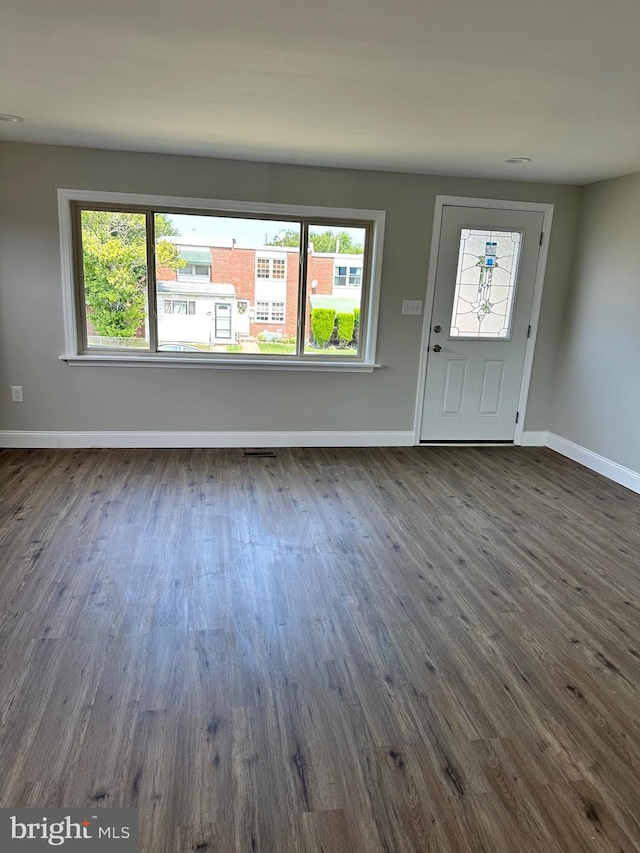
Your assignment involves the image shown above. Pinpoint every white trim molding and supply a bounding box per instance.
[0,430,415,450]
[413,195,555,446]
[546,433,640,495]
[60,355,379,372]
[521,431,548,446]
[3,430,638,495]
[57,188,385,370]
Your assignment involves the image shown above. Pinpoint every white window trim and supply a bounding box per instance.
[334,265,348,287]
[58,189,384,372]
[255,300,270,321]
[177,263,211,283]
[163,298,196,315]
[255,253,287,281]
[334,262,363,287]
[255,300,286,323]
[348,265,363,285]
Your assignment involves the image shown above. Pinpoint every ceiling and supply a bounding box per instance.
[2,0,639,184]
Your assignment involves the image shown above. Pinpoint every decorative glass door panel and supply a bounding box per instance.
[449,228,523,339]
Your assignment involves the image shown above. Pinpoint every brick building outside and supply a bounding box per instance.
[155,236,363,348]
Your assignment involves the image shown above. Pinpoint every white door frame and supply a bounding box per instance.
[413,196,554,445]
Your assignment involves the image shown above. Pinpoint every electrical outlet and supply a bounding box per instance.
[11,386,23,403]
[402,300,423,316]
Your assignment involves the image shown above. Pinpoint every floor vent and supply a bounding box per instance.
[242,449,277,458]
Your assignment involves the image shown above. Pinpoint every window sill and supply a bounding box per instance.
[60,355,380,373]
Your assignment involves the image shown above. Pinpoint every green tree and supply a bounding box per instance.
[81,211,182,338]
[353,307,361,345]
[311,307,336,347]
[268,229,363,254]
[336,312,356,345]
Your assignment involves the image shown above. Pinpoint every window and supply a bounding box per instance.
[308,226,367,356]
[63,190,384,369]
[164,299,196,315]
[334,264,362,286]
[349,266,362,285]
[178,263,210,279]
[255,301,285,322]
[256,256,286,280]
[334,266,347,286]
[176,247,211,282]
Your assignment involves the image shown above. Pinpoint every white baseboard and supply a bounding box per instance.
[3,430,637,493]
[521,431,548,446]
[0,430,415,450]
[546,432,640,495]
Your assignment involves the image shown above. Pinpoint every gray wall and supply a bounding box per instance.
[551,172,640,472]
[0,142,580,435]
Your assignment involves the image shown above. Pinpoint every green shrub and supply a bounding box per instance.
[353,308,360,343]
[336,312,355,344]
[311,308,336,347]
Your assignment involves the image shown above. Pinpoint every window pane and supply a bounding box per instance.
[305,224,366,356]
[155,213,300,354]
[449,229,522,339]
[80,209,150,349]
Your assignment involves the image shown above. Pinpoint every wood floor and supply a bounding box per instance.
[0,446,639,852]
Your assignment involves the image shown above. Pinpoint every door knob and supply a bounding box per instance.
[432,344,442,352]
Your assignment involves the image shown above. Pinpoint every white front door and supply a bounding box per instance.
[235,300,251,337]
[420,205,544,442]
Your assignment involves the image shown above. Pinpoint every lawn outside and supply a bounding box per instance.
[257,342,296,354]
[88,337,357,356]
[257,342,357,355]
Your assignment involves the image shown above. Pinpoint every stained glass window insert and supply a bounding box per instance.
[449,228,522,339]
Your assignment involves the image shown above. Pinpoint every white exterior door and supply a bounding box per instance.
[420,206,543,442]
[235,300,251,337]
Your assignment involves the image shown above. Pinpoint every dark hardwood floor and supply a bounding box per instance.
[0,446,639,852]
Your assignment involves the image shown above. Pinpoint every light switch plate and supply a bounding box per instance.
[402,300,423,315]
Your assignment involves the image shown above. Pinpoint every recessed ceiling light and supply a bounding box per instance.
[505,157,531,164]
[0,114,25,123]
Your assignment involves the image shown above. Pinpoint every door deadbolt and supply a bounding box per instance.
[433,325,441,333]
